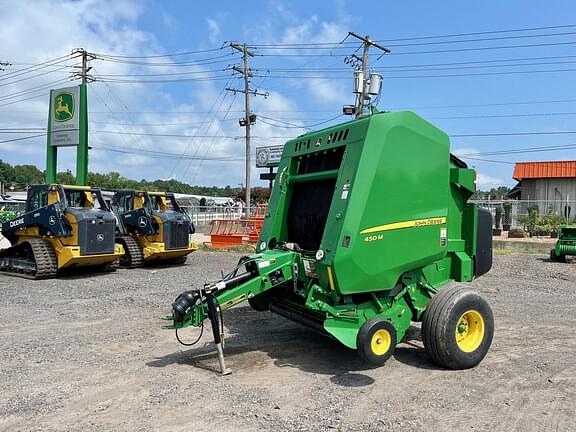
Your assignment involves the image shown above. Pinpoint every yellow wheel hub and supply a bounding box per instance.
[371,329,392,356]
[455,310,485,352]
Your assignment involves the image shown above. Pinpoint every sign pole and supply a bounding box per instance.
[75,83,88,185]
[45,90,57,183]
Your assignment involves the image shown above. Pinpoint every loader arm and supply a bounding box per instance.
[1,203,71,243]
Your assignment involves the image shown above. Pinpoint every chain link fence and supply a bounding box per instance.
[472,199,576,236]
[181,205,266,227]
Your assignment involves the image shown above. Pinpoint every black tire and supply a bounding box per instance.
[356,318,397,366]
[118,236,143,268]
[550,248,566,263]
[550,249,558,262]
[248,294,271,312]
[422,285,494,370]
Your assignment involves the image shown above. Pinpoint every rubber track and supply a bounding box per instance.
[0,239,58,280]
[119,236,144,268]
[102,259,119,272]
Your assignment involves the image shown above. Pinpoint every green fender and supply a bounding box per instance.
[324,317,360,349]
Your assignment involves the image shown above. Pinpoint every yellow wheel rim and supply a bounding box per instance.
[371,329,392,356]
[455,310,485,353]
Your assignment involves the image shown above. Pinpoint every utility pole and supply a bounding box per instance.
[70,48,95,185]
[347,32,390,118]
[227,43,268,215]
[71,48,95,83]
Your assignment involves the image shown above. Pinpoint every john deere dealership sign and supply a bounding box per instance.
[49,85,80,146]
[256,145,284,167]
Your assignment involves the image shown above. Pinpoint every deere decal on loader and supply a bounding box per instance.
[109,190,196,268]
[0,184,124,279]
[165,111,494,374]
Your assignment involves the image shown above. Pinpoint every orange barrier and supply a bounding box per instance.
[207,203,269,248]
[209,219,245,249]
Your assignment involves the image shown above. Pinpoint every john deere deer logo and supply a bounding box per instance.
[54,92,74,122]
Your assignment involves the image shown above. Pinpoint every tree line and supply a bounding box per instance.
[0,159,270,201]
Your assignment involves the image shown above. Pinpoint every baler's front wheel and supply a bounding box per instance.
[422,285,494,370]
[356,318,397,365]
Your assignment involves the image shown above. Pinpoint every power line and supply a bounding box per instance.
[95,52,240,67]
[451,131,576,138]
[0,54,74,80]
[0,78,71,103]
[251,30,576,50]
[248,24,576,46]
[0,133,47,144]
[256,67,576,80]
[94,75,233,84]
[262,58,576,74]
[428,112,576,120]
[257,114,344,129]
[92,144,244,161]
[0,64,73,88]
[170,76,236,183]
[92,46,225,59]
[459,142,576,156]
[90,130,289,139]
[256,40,576,57]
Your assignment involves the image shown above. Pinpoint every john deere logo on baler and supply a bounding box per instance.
[54,92,74,122]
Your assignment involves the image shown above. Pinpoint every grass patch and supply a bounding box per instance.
[494,249,514,255]
[195,243,256,253]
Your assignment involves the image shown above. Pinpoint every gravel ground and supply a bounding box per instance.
[0,252,575,432]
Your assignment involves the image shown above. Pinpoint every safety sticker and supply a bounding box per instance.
[440,228,447,247]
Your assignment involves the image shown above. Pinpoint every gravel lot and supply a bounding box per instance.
[0,252,575,432]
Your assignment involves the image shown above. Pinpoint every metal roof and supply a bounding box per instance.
[512,161,576,180]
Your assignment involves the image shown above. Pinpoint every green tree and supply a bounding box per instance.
[13,164,44,185]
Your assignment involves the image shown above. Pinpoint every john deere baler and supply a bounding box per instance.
[165,111,494,374]
[550,225,576,262]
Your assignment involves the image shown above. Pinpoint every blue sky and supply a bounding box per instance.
[1,0,575,189]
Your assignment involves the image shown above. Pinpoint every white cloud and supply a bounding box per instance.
[206,18,221,45]
[477,173,507,188]
[306,77,347,107]
[0,1,355,188]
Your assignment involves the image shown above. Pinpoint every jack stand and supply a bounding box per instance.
[206,294,232,375]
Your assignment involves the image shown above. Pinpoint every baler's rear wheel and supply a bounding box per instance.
[422,285,494,370]
[356,318,397,365]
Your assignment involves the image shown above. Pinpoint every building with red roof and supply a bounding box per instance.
[508,161,576,217]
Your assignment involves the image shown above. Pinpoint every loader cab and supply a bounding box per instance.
[24,184,118,257]
[148,192,186,215]
[147,191,195,246]
[26,185,109,212]
[112,190,152,215]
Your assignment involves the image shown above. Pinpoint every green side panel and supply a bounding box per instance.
[331,112,450,293]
